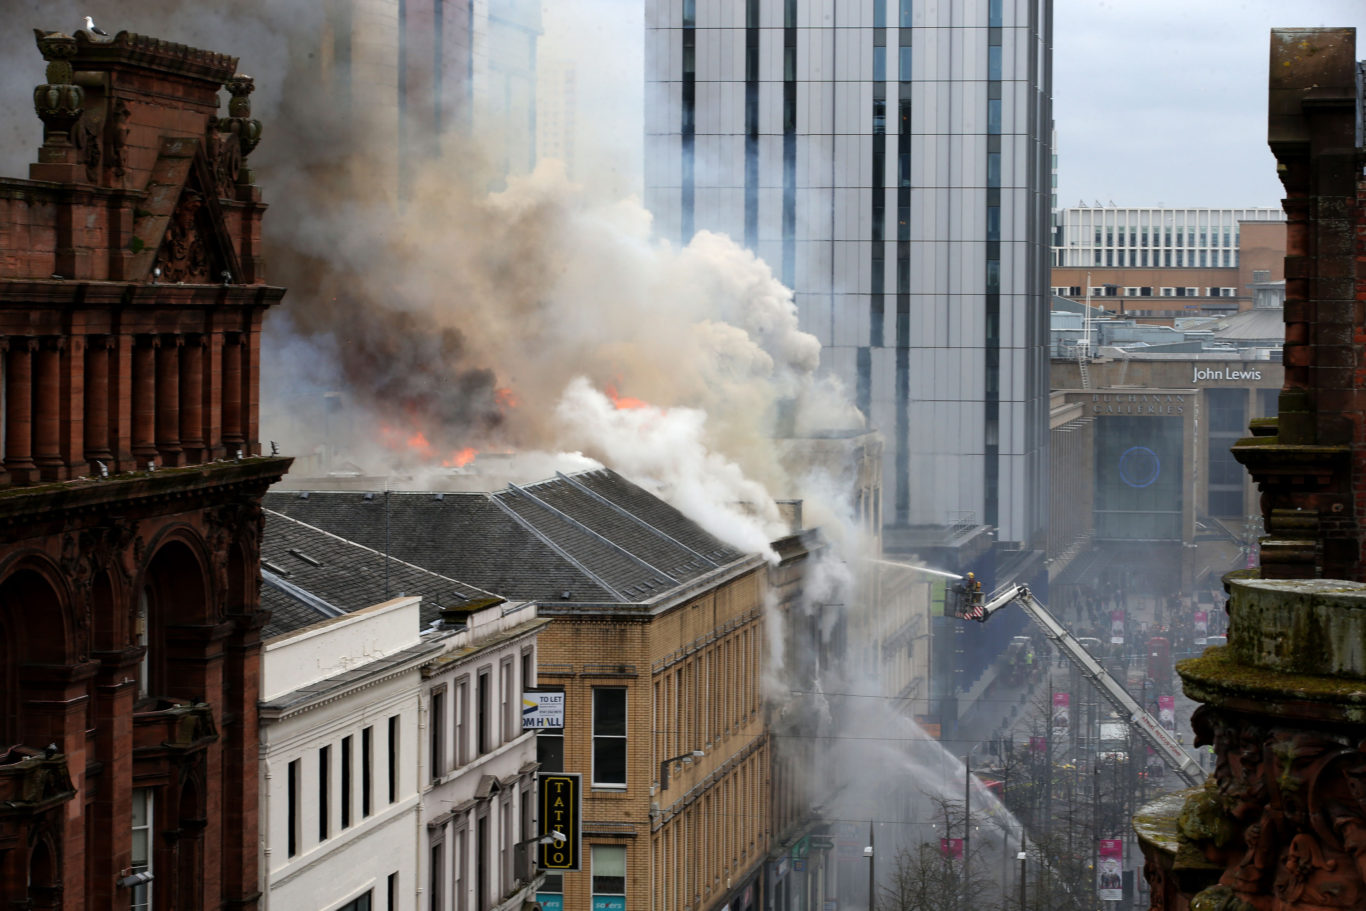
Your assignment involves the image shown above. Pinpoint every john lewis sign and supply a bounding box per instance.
[1192,365,1263,383]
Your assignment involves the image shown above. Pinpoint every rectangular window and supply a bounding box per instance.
[989,0,1003,26]
[521,648,534,697]
[430,841,445,911]
[455,827,468,911]
[592,845,627,909]
[334,892,373,911]
[387,873,397,911]
[287,759,300,857]
[362,726,373,817]
[431,687,446,781]
[593,688,628,788]
[501,658,515,745]
[986,206,1000,241]
[988,44,1001,80]
[341,735,353,829]
[454,677,469,767]
[131,788,153,911]
[319,745,330,841]
[899,0,912,28]
[387,715,399,803]
[987,99,1001,134]
[873,45,886,82]
[501,798,514,889]
[874,0,886,28]
[477,669,492,755]
[899,46,912,80]
[540,874,564,911]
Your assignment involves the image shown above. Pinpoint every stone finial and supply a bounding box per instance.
[214,74,262,195]
[31,31,84,157]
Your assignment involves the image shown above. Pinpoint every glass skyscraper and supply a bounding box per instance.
[645,0,1053,548]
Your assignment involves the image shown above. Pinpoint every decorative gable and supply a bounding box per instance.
[129,136,243,284]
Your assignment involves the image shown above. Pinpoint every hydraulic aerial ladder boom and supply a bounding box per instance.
[962,583,1205,788]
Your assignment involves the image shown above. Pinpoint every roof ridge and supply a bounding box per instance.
[485,490,628,601]
[504,481,680,586]
[554,471,721,569]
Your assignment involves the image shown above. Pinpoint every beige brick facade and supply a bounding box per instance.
[538,564,770,911]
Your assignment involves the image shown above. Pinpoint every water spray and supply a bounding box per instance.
[864,557,963,580]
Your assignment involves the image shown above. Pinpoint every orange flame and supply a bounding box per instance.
[605,384,650,410]
[443,447,479,468]
[496,387,519,409]
[407,431,434,458]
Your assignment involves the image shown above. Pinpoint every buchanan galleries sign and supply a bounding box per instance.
[1089,393,1185,415]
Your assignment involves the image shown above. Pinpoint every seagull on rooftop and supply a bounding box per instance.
[83,16,109,36]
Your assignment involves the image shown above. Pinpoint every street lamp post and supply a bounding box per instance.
[658,749,705,791]
[1018,850,1027,911]
[864,822,875,911]
[512,830,567,884]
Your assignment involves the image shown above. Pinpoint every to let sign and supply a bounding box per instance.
[539,773,581,871]
[523,690,565,729]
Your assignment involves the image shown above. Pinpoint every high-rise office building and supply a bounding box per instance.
[644,0,1054,551]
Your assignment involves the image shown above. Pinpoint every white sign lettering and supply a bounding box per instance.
[1192,366,1263,383]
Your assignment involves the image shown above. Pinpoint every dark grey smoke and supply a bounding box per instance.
[0,1,508,449]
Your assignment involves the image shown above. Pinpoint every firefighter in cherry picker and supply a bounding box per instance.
[954,571,985,619]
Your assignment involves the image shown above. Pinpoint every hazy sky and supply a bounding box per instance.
[547,0,1366,211]
[1053,0,1366,209]
[3,4,1364,212]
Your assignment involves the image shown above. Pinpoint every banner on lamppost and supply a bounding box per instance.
[1098,839,1123,901]
[939,838,963,860]
[1110,610,1125,645]
[1029,735,1046,753]
[1194,611,1208,645]
[1158,695,1176,733]
[1051,692,1070,740]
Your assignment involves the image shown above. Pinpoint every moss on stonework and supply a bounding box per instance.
[1179,648,1366,720]
[1226,577,1366,678]
[1133,790,1197,854]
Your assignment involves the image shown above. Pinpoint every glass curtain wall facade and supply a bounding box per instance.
[645,0,1053,547]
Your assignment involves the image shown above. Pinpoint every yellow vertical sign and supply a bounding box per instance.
[539,773,580,871]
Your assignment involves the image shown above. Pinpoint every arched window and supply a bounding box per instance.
[0,568,68,747]
[140,539,209,701]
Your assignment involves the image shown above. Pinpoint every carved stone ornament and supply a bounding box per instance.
[107,97,131,178]
[31,31,83,144]
[1178,709,1366,911]
[215,74,261,193]
[59,531,94,657]
[71,106,103,182]
[203,498,263,616]
[153,188,210,282]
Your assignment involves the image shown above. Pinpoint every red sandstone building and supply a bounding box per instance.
[0,26,288,908]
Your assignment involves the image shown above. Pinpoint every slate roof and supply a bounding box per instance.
[259,510,503,638]
[262,469,751,606]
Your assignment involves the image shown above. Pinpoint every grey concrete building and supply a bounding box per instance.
[644,0,1054,551]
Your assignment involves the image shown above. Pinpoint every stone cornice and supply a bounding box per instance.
[0,457,291,534]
